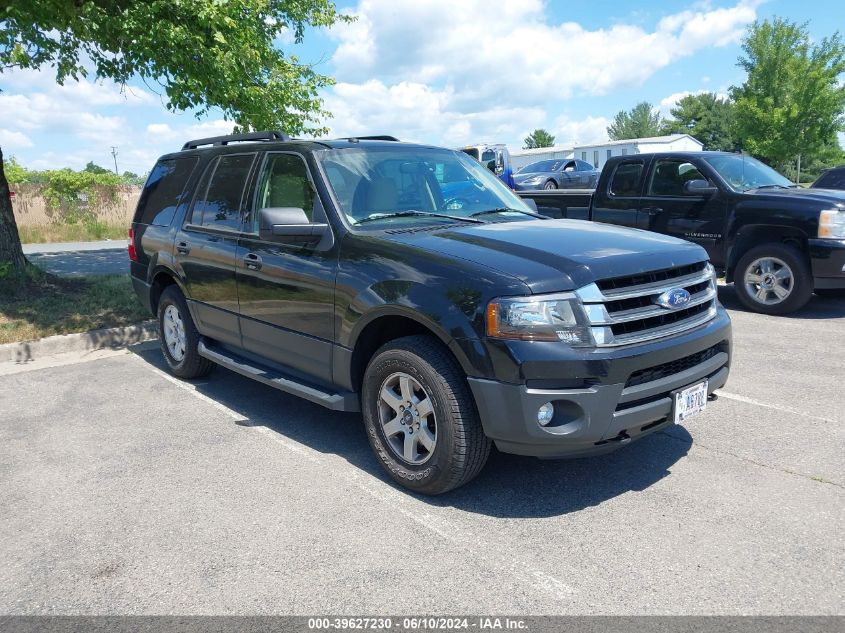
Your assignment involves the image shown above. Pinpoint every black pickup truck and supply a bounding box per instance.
[130,133,731,494]
[520,152,845,314]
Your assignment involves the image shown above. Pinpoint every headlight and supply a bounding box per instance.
[486,294,594,346]
[819,209,845,239]
[523,176,542,184]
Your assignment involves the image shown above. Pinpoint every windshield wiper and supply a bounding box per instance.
[354,211,485,225]
[469,207,549,220]
[751,184,800,190]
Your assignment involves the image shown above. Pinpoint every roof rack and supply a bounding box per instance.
[343,135,400,142]
[181,131,291,150]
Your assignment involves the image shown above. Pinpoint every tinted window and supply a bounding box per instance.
[191,154,255,231]
[252,153,315,230]
[647,160,707,196]
[814,169,845,190]
[609,161,644,197]
[134,157,198,226]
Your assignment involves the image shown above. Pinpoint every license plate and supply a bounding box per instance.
[674,380,708,424]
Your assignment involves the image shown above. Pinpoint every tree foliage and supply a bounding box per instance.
[662,93,737,151]
[0,0,349,275]
[607,102,664,140]
[730,18,845,170]
[523,128,556,149]
[0,0,350,134]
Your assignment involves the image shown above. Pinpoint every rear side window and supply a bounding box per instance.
[134,157,198,226]
[815,169,845,189]
[609,161,644,197]
[190,154,256,231]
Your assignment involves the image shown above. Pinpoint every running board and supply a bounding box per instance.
[198,340,359,412]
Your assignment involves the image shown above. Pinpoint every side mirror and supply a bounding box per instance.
[523,198,538,213]
[259,207,327,244]
[683,179,718,196]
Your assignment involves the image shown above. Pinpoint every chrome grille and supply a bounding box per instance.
[576,262,718,347]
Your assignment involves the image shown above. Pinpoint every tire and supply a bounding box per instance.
[815,288,845,299]
[734,243,813,315]
[157,285,214,379]
[543,180,557,190]
[361,335,491,495]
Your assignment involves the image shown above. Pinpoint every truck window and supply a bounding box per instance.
[134,156,198,226]
[190,153,256,231]
[647,159,706,196]
[252,153,315,230]
[609,161,644,197]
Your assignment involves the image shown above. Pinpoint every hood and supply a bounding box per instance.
[748,187,845,207]
[382,219,707,294]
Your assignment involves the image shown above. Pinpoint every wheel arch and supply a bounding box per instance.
[726,224,810,282]
[346,309,476,394]
[149,266,188,315]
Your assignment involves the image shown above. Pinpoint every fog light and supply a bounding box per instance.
[537,402,555,426]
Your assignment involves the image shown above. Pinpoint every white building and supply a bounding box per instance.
[572,134,703,171]
[510,145,574,171]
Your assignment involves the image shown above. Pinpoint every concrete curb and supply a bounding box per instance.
[0,321,158,364]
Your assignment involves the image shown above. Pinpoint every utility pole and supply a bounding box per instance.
[111,146,119,175]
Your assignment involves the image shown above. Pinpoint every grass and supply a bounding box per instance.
[0,268,150,344]
[17,222,127,244]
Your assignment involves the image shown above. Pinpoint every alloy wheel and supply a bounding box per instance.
[743,256,793,305]
[377,372,437,465]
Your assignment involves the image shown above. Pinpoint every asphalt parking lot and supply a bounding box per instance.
[1,287,843,615]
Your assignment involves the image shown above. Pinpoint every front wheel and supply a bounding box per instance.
[361,336,491,495]
[734,243,813,315]
[543,180,557,190]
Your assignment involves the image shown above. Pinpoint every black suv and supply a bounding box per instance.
[130,131,732,494]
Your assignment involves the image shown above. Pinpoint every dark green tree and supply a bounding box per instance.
[607,102,664,140]
[0,0,349,278]
[662,93,737,151]
[523,128,556,149]
[83,161,110,174]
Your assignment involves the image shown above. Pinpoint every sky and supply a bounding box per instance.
[0,0,842,175]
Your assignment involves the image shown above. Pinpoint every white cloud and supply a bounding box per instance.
[551,115,611,147]
[659,89,731,115]
[331,0,758,102]
[323,0,759,147]
[0,129,34,149]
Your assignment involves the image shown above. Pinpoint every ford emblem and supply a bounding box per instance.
[657,288,691,309]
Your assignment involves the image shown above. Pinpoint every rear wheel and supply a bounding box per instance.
[734,243,812,315]
[361,336,491,495]
[157,285,214,379]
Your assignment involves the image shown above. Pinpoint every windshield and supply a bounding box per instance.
[317,146,534,225]
[702,154,795,192]
[517,160,555,174]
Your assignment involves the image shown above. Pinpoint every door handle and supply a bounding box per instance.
[244,253,262,271]
[176,241,191,255]
[642,206,663,216]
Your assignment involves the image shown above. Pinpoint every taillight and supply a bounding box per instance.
[128,227,138,261]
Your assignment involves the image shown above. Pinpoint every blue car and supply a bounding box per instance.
[513,158,599,190]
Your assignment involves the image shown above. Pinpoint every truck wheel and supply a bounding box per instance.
[735,243,813,315]
[543,180,557,190]
[157,285,214,379]
[361,335,491,495]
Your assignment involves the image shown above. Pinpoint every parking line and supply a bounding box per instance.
[130,353,578,601]
[717,390,837,424]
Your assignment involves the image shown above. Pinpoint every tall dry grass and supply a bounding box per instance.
[11,184,141,243]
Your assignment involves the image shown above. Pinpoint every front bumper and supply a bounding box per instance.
[467,309,732,458]
[810,238,845,289]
